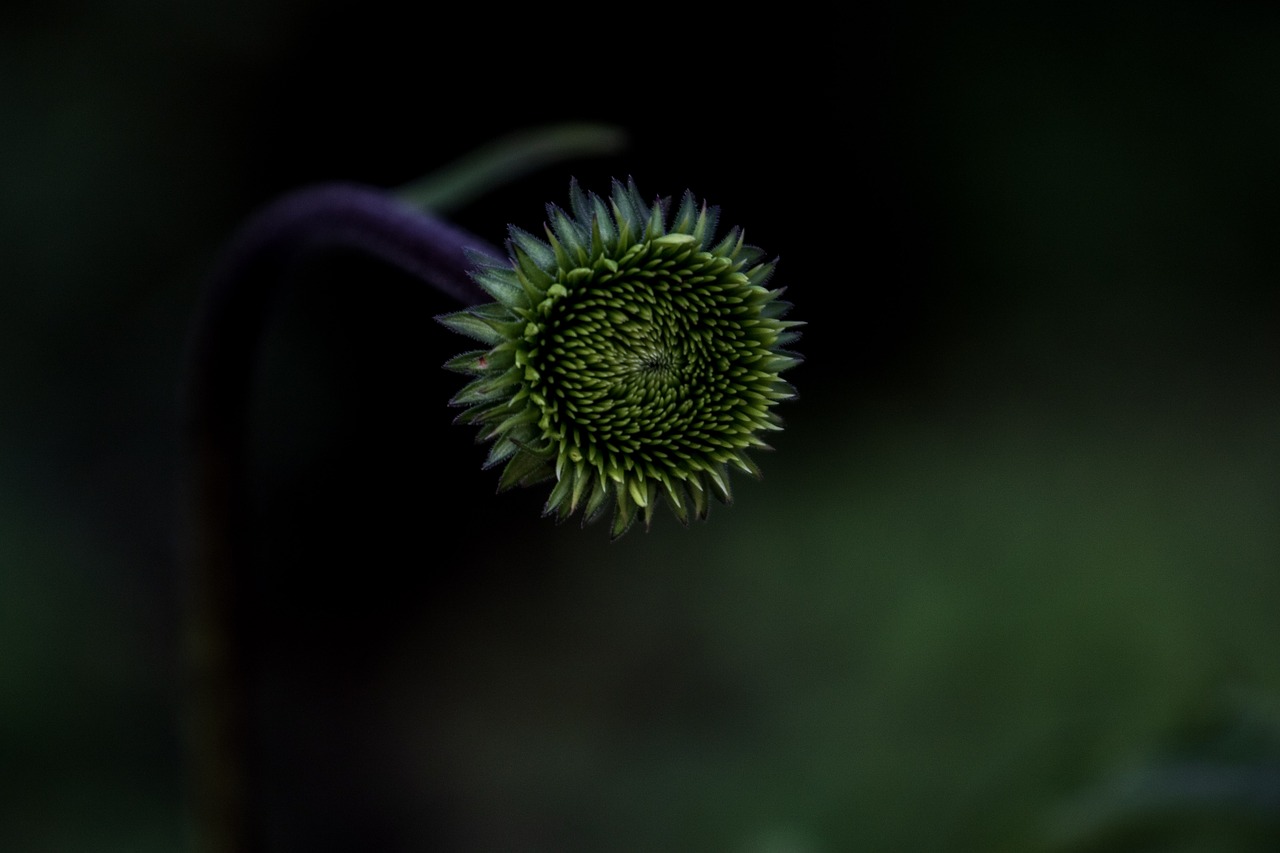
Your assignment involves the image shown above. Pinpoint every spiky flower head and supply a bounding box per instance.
[439,179,802,538]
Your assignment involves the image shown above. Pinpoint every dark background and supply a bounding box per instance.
[3,4,1279,851]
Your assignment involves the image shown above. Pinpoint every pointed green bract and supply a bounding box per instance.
[440,179,802,538]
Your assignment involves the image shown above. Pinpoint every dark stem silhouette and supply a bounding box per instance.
[182,183,493,853]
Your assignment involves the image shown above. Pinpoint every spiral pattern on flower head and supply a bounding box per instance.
[439,179,802,538]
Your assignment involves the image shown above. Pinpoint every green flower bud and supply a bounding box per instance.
[439,179,802,538]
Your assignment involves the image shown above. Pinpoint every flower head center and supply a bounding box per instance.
[635,345,677,377]
[519,244,752,472]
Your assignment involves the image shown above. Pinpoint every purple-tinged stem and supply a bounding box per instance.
[182,183,495,853]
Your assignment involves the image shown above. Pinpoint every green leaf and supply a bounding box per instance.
[708,464,733,505]
[610,483,638,540]
[689,475,710,521]
[582,476,611,524]
[508,226,555,269]
[498,449,554,492]
[473,267,524,307]
[543,471,574,517]
[442,350,491,375]
[437,310,503,345]
[662,478,691,527]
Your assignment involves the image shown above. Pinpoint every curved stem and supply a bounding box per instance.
[394,122,627,213]
[181,183,495,853]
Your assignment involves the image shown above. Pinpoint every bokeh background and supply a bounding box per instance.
[4,4,1279,851]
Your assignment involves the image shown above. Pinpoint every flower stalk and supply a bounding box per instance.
[183,184,495,853]
[180,125,799,852]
